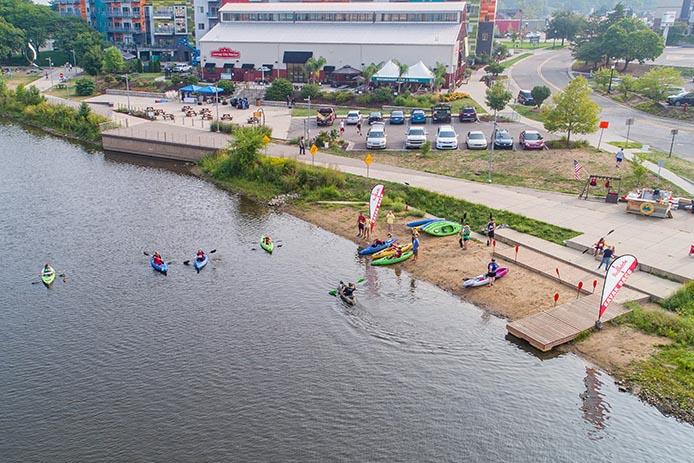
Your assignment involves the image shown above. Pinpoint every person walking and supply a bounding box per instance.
[459,223,471,249]
[356,120,362,136]
[597,246,615,271]
[486,218,496,246]
[339,119,345,138]
[615,148,624,168]
[357,212,367,238]
[299,136,306,155]
[412,234,420,261]
[385,210,395,233]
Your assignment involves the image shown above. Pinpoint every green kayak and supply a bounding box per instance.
[423,220,461,237]
[260,235,274,253]
[41,265,56,286]
[371,251,414,266]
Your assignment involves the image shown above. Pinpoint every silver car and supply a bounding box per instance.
[405,126,427,149]
[366,124,387,149]
[345,110,361,125]
[466,130,487,149]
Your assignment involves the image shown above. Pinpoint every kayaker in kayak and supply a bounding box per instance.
[153,252,164,266]
[487,258,499,286]
[263,236,272,246]
[342,282,356,297]
[196,249,206,261]
[43,263,52,274]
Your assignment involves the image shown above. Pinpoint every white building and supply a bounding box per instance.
[198,2,468,86]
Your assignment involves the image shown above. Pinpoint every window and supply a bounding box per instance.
[199,7,203,13]
[198,23,205,30]
[221,12,232,21]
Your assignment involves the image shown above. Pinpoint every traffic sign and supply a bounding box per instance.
[599,121,609,129]
[262,135,270,145]
[309,144,318,155]
[364,153,373,166]
[625,118,634,126]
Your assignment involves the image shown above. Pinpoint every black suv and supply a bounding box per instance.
[459,106,478,122]
[517,90,535,106]
[431,103,452,123]
[667,92,694,106]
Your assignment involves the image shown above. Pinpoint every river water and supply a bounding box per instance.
[0,124,691,462]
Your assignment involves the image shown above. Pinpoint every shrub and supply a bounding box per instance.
[371,87,394,104]
[217,80,236,95]
[148,60,161,73]
[335,91,353,104]
[265,78,294,101]
[662,281,694,317]
[300,83,321,99]
[355,93,373,106]
[209,121,239,134]
[420,140,432,157]
[440,91,469,102]
[485,62,504,77]
[592,68,613,92]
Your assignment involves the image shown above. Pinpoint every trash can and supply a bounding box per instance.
[605,192,619,204]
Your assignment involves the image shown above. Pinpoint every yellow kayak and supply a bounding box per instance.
[372,242,412,260]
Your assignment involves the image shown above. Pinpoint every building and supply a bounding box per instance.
[90,0,147,47]
[198,2,468,86]
[138,3,196,61]
[54,0,91,23]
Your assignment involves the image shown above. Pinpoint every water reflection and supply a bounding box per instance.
[580,367,611,439]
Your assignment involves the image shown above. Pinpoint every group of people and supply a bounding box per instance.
[593,238,616,271]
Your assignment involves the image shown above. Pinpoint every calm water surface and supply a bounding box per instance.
[0,124,691,462]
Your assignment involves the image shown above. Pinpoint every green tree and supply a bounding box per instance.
[102,46,125,74]
[631,154,648,188]
[635,67,683,103]
[74,77,95,96]
[81,45,102,76]
[485,81,512,115]
[72,31,103,66]
[300,83,321,99]
[432,62,447,91]
[546,11,585,46]
[0,17,25,63]
[265,78,293,101]
[485,62,504,77]
[304,56,326,83]
[531,85,551,108]
[617,74,636,99]
[592,68,614,92]
[543,76,599,146]
[217,79,235,94]
[0,0,55,47]
[221,126,265,174]
[393,59,409,94]
[362,63,379,83]
[606,18,663,70]
[77,102,91,119]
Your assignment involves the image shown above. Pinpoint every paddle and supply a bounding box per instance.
[328,277,366,296]
[582,229,615,254]
[183,249,216,266]
[31,271,66,285]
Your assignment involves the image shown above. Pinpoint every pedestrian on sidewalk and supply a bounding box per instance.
[385,210,395,233]
[597,246,615,271]
[286,95,291,108]
[298,136,306,155]
[460,223,471,249]
[357,212,367,238]
[486,218,496,246]
[615,148,624,168]
[356,120,362,136]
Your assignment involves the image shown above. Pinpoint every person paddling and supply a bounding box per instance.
[196,249,206,261]
[263,236,272,246]
[153,252,164,266]
[487,258,499,287]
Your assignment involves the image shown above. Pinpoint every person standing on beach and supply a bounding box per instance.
[487,258,499,287]
[386,210,395,233]
[357,212,367,238]
[486,218,496,246]
[412,234,420,261]
[459,223,471,249]
[597,246,615,271]
[615,148,624,168]
[299,136,306,155]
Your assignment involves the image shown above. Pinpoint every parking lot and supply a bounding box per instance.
[287,111,554,151]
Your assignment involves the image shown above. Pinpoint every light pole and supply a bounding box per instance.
[214,86,220,131]
[70,50,76,67]
[488,112,497,183]
[625,117,634,148]
[669,128,678,157]
[607,64,616,94]
[304,95,311,142]
[125,73,131,114]
[46,57,53,87]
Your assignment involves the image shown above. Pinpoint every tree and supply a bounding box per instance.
[592,68,613,92]
[543,76,599,146]
[617,74,636,99]
[546,11,585,46]
[75,77,95,96]
[304,56,326,83]
[102,46,125,74]
[77,102,91,119]
[221,126,265,174]
[432,62,447,91]
[362,63,379,83]
[300,83,321,99]
[605,18,663,70]
[81,45,103,76]
[531,85,551,108]
[0,17,25,63]
[635,67,683,104]
[631,154,648,188]
[485,62,504,77]
[72,31,103,66]
[217,80,235,95]
[485,81,512,115]
[394,59,409,94]
[264,78,293,101]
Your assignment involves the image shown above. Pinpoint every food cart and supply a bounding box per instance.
[625,188,673,218]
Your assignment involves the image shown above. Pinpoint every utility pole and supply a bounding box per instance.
[625,117,634,148]
[669,128,678,157]
[46,57,53,87]
[125,73,131,114]
[305,95,311,141]
[215,86,220,131]
[488,111,496,183]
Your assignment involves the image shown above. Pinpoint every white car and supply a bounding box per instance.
[405,126,427,149]
[345,110,361,125]
[435,125,458,150]
[366,124,387,149]
[466,130,487,150]
[173,63,193,73]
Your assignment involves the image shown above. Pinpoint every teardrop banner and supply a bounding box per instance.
[599,254,638,321]
[369,184,385,232]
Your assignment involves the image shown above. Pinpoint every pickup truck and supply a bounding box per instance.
[431,103,452,123]
[316,107,336,126]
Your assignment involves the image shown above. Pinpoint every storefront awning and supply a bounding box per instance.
[283,51,313,64]
[241,63,254,69]
[323,65,336,73]
[332,65,361,76]
[222,63,234,70]
[204,62,216,69]
[261,64,273,70]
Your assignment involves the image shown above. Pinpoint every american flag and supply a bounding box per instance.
[573,160,583,180]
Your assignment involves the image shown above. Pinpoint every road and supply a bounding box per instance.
[509,49,694,161]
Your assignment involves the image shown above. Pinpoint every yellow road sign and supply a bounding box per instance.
[262,135,270,145]
[364,153,373,166]
[310,144,318,156]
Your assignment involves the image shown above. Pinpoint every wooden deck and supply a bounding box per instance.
[506,294,631,352]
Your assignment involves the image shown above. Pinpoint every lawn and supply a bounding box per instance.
[636,150,694,182]
[335,146,688,196]
[499,40,565,50]
[291,107,351,117]
[45,81,92,101]
[608,141,643,149]
[1,71,41,89]
[500,53,532,70]
[511,104,546,123]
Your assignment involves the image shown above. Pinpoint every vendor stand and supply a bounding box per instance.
[625,188,673,218]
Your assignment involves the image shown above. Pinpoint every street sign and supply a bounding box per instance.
[625,118,634,126]
[309,144,318,155]
[599,121,609,129]
[671,129,679,135]
[657,159,665,168]
[364,153,373,166]
[262,135,270,145]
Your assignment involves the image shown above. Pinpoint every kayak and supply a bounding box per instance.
[358,237,397,256]
[260,235,274,254]
[463,267,509,288]
[372,242,413,260]
[150,257,168,275]
[41,266,56,286]
[423,220,462,237]
[406,217,445,228]
[371,251,414,266]
[193,254,208,272]
[337,286,356,306]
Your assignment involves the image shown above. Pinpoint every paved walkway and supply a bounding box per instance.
[266,143,694,282]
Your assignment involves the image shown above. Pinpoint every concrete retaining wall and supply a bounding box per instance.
[102,134,218,162]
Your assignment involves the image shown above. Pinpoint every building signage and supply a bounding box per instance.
[211,47,241,59]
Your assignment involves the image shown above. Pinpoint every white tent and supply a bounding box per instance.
[403,61,434,83]
[371,60,401,82]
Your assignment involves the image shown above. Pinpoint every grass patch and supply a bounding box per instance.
[291,107,351,118]
[45,81,93,101]
[500,53,532,70]
[511,104,546,123]
[608,141,643,149]
[1,72,41,89]
[500,40,565,50]
[635,150,694,182]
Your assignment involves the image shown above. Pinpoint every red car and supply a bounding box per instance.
[519,130,545,150]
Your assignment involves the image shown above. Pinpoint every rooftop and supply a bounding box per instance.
[219,2,466,14]
[201,22,461,46]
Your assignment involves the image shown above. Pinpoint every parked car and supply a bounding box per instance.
[317,107,336,126]
[435,125,458,150]
[405,126,427,149]
[173,63,193,73]
[493,129,514,149]
[389,110,405,125]
[345,110,361,125]
[517,89,535,106]
[459,106,478,122]
[667,92,694,106]
[466,131,487,150]
[432,103,452,123]
[366,123,387,149]
[410,109,427,124]
[368,111,384,125]
[518,130,545,150]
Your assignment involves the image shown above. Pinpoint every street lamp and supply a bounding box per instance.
[669,128,678,158]
[46,57,53,87]
[214,86,220,131]
[304,95,311,141]
[607,64,616,94]
[123,73,131,114]
[70,49,76,67]
[488,112,497,183]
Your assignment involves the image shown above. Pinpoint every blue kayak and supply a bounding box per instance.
[406,217,445,228]
[193,254,208,272]
[150,257,168,275]
[358,238,397,256]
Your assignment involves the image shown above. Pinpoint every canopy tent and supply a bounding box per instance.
[371,60,401,82]
[179,85,224,97]
[403,61,434,83]
[331,65,361,76]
